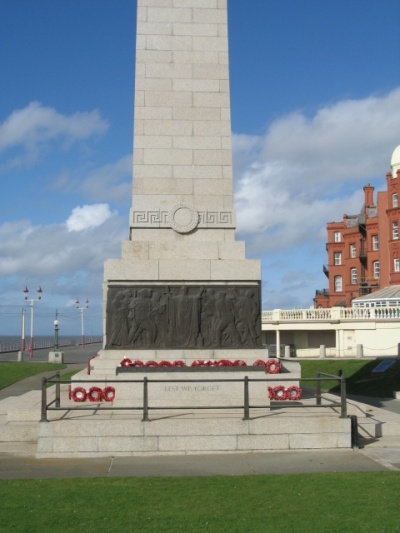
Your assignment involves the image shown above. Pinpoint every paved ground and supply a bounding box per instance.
[0,347,399,479]
[0,449,392,479]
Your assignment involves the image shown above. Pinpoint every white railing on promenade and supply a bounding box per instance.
[262,307,400,322]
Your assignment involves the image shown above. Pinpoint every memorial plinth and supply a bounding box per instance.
[114,365,301,409]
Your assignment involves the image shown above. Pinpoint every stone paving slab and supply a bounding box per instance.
[0,449,388,479]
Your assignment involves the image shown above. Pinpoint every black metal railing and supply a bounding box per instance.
[315,370,347,418]
[41,371,348,422]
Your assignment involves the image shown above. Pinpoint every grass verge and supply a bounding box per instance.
[299,359,400,397]
[0,362,66,390]
[0,472,399,533]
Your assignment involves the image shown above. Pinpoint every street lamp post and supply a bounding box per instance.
[76,299,89,349]
[54,319,59,351]
[21,308,26,353]
[23,286,43,358]
[48,311,63,364]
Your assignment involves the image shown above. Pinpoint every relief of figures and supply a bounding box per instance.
[106,285,262,349]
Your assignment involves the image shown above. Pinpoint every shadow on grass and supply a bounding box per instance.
[329,359,400,398]
[299,359,400,411]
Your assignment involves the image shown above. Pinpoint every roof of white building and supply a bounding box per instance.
[353,285,400,302]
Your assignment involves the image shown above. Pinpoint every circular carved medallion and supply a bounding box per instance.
[168,203,199,234]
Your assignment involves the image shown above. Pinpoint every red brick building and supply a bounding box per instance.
[315,146,400,308]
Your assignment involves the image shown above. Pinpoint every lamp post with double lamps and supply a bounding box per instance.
[23,286,43,358]
[76,299,89,349]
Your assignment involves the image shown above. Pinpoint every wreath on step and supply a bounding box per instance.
[268,385,302,401]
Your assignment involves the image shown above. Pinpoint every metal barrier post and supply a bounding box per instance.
[55,371,60,408]
[350,415,359,449]
[41,378,48,422]
[243,376,250,420]
[316,371,321,405]
[142,377,150,422]
[340,373,347,418]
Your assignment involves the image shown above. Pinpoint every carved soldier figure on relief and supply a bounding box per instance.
[151,290,168,346]
[214,290,241,347]
[128,288,156,347]
[107,288,131,347]
[200,288,216,347]
[236,289,260,347]
[168,286,204,348]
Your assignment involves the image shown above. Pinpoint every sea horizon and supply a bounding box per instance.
[0,334,102,353]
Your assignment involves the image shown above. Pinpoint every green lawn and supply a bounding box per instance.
[0,362,65,390]
[0,473,399,532]
[299,359,400,397]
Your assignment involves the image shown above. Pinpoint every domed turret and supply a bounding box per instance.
[391,145,400,176]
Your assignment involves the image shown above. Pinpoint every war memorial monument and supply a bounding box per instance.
[35,0,351,456]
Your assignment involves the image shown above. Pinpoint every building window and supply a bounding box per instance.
[350,244,356,258]
[334,252,341,265]
[372,235,379,251]
[351,268,357,284]
[393,222,399,240]
[334,232,341,242]
[393,194,398,208]
[394,258,400,272]
[334,276,342,292]
[373,261,380,279]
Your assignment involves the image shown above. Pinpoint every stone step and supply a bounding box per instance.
[0,441,37,455]
[0,419,39,442]
[357,419,380,439]
[360,418,400,438]
[7,409,42,422]
[361,435,400,448]
[36,411,351,458]
[0,391,41,415]
[0,396,19,415]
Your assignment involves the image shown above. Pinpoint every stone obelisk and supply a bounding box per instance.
[102,0,262,359]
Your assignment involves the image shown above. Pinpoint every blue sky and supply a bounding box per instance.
[1,0,400,336]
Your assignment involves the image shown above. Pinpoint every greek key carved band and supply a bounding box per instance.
[130,210,235,228]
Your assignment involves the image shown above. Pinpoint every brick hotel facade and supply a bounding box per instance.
[315,145,400,308]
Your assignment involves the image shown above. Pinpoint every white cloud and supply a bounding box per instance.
[233,88,400,253]
[0,101,109,169]
[0,214,125,333]
[65,204,114,232]
[0,214,124,279]
[262,89,400,180]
